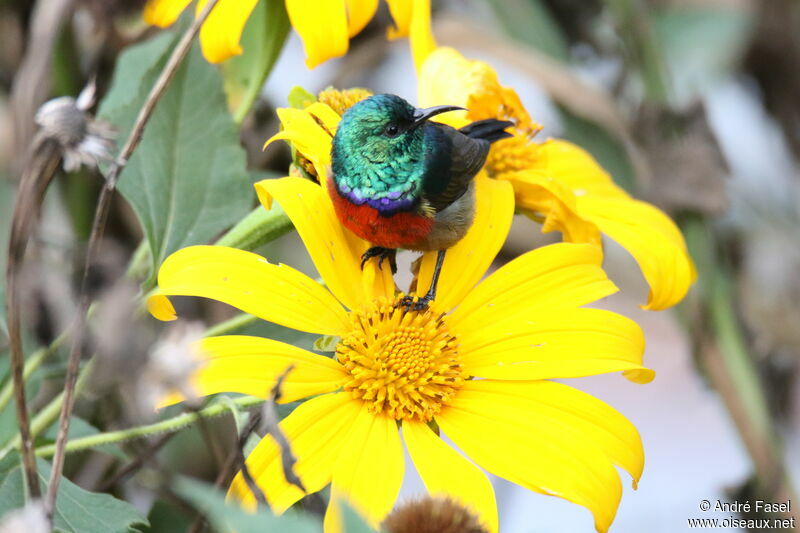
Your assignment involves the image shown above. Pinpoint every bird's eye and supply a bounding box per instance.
[384,123,400,137]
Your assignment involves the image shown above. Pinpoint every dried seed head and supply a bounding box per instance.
[0,500,48,533]
[34,85,115,173]
[137,322,205,415]
[382,497,489,533]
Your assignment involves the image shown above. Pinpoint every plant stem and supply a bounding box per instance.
[128,206,291,286]
[683,215,798,520]
[0,329,67,416]
[0,359,94,459]
[214,205,293,251]
[205,313,258,337]
[44,0,223,521]
[5,135,63,498]
[35,395,265,459]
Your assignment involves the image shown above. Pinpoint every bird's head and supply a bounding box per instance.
[332,94,464,172]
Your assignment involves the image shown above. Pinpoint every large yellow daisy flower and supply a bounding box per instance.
[148,169,653,531]
[143,0,434,66]
[416,47,696,311]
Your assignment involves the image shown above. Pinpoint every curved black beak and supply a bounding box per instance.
[412,105,466,126]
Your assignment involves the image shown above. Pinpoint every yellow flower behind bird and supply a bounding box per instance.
[149,168,653,532]
[143,0,434,66]
[271,81,694,310]
[416,47,696,310]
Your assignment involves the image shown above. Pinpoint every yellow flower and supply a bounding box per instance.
[415,47,696,311]
[148,168,653,532]
[143,0,435,66]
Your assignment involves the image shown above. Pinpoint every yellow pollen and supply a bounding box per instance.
[485,134,541,178]
[457,78,543,179]
[336,296,464,422]
[317,87,374,116]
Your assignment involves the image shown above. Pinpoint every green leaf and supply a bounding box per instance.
[0,454,148,533]
[482,0,569,62]
[0,358,46,446]
[223,0,290,123]
[288,86,316,109]
[143,499,193,533]
[174,477,320,533]
[99,32,178,118]
[559,108,635,194]
[653,7,754,106]
[99,34,253,281]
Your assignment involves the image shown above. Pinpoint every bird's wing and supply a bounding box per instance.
[422,122,491,213]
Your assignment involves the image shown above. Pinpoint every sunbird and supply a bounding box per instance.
[329,94,512,310]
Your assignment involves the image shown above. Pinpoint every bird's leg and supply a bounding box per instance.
[360,246,397,274]
[400,250,446,311]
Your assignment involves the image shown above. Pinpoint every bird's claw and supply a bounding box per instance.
[360,247,397,274]
[396,294,433,312]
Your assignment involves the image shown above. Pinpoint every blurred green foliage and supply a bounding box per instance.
[99,32,252,283]
[0,453,148,532]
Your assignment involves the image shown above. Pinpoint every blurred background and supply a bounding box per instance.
[1,0,799,531]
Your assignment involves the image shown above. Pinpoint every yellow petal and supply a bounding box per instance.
[448,243,618,331]
[149,245,350,335]
[534,140,627,199]
[305,102,342,137]
[264,107,335,184]
[403,421,498,533]
[143,0,191,27]
[229,392,360,512]
[162,335,348,405]
[286,0,349,68]
[416,174,513,311]
[438,380,638,533]
[323,499,344,533]
[456,380,644,486]
[577,196,696,310]
[459,308,654,384]
[418,47,536,132]
[409,0,436,70]
[147,293,177,321]
[523,139,695,309]
[196,0,258,63]
[256,177,394,310]
[501,169,601,244]
[329,409,404,528]
[345,0,378,37]
[385,0,412,39]
[417,47,473,126]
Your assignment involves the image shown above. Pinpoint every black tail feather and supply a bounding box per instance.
[459,119,514,144]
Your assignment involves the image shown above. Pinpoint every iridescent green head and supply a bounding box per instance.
[331,94,463,214]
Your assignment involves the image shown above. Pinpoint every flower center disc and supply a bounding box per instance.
[336,297,464,422]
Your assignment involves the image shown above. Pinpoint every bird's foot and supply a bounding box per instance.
[397,293,433,312]
[360,246,397,274]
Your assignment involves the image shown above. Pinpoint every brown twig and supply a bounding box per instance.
[5,134,63,498]
[10,0,75,177]
[185,365,303,533]
[260,365,305,495]
[43,0,223,523]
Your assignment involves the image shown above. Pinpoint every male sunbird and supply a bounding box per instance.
[330,94,512,310]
